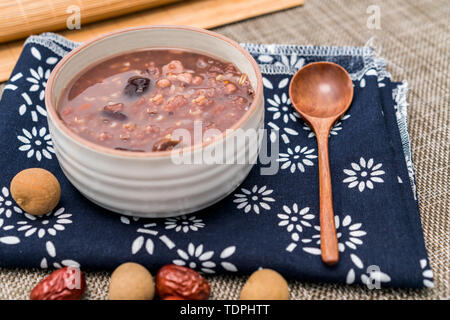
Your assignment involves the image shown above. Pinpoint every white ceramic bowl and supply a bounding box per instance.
[45,26,264,218]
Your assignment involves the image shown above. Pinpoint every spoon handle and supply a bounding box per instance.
[316,132,339,265]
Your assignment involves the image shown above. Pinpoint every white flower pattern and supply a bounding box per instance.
[267,121,299,144]
[16,208,72,239]
[0,187,23,218]
[173,243,215,273]
[345,250,391,286]
[14,47,55,121]
[0,235,20,245]
[3,72,22,92]
[345,254,391,287]
[120,216,176,255]
[0,187,21,245]
[258,54,275,64]
[258,54,305,71]
[276,54,305,70]
[233,185,275,214]
[303,215,366,254]
[278,204,315,233]
[132,222,158,255]
[278,203,315,252]
[278,146,317,173]
[267,93,300,124]
[18,92,47,122]
[360,268,391,287]
[0,218,14,232]
[262,77,290,90]
[27,66,50,101]
[165,215,205,233]
[17,126,54,161]
[420,259,434,288]
[343,157,385,192]
[173,243,237,274]
[40,240,80,269]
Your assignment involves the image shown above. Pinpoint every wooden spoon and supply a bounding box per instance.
[289,62,354,265]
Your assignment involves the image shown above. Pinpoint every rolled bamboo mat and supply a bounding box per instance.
[0,0,304,82]
[0,0,181,43]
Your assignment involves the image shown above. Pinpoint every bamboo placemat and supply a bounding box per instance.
[0,0,304,82]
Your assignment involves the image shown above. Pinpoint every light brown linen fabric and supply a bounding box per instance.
[0,0,448,300]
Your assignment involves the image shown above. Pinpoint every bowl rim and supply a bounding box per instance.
[45,25,263,159]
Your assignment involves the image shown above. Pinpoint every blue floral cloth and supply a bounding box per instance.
[0,33,433,289]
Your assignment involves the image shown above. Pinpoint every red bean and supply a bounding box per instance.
[124,76,150,96]
[152,138,180,152]
[102,104,127,121]
[104,103,124,113]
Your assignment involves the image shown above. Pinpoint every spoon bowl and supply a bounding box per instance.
[289,62,353,265]
[290,62,354,119]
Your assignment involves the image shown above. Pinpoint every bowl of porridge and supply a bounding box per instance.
[45,25,264,218]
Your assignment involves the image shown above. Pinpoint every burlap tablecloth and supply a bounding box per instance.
[0,0,448,300]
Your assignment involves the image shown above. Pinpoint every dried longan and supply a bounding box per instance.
[239,269,290,300]
[10,168,61,216]
[109,262,155,300]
